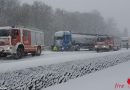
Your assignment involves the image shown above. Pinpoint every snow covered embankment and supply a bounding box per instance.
[0,52,130,90]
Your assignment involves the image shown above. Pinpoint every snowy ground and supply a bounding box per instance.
[0,49,130,89]
[44,59,130,90]
[0,49,129,72]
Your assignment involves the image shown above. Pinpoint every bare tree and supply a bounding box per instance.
[0,0,120,45]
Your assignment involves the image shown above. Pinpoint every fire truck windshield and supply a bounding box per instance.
[0,29,10,36]
[97,37,107,42]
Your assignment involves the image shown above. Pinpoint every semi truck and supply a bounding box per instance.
[52,31,96,51]
[0,26,44,59]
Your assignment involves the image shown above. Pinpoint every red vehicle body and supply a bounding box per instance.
[0,26,44,59]
[94,35,121,52]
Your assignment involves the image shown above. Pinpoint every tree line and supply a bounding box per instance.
[0,0,121,45]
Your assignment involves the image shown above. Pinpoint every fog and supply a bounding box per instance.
[22,0,130,35]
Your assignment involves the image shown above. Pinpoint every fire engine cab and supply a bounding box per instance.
[94,35,121,52]
[0,26,44,59]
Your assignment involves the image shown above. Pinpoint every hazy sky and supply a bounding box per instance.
[22,0,130,33]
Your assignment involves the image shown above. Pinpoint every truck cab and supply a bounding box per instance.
[54,31,72,51]
[0,26,44,59]
[0,27,22,57]
[95,35,121,52]
[94,36,114,52]
[0,27,10,55]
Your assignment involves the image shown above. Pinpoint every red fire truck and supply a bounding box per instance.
[94,35,121,52]
[0,26,44,59]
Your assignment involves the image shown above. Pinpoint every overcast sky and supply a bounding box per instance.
[22,0,130,33]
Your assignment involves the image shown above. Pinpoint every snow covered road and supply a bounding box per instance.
[0,49,130,90]
[0,49,129,72]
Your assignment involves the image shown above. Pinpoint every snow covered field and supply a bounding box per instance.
[44,58,130,90]
[0,49,130,89]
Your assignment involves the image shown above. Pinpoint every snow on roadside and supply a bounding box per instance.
[44,59,130,90]
[0,50,130,89]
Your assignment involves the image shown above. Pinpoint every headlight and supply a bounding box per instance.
[103,46,106,48]
[7,47,12,49]
[7,47,10,49]
[95,45,98,48]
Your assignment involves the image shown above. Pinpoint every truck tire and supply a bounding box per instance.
[75,47,80,51]
[13,48,23,59]
[96,49,100,52]
[31,47,41,56]
[31,53,36,56]
[36,47,41,56]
